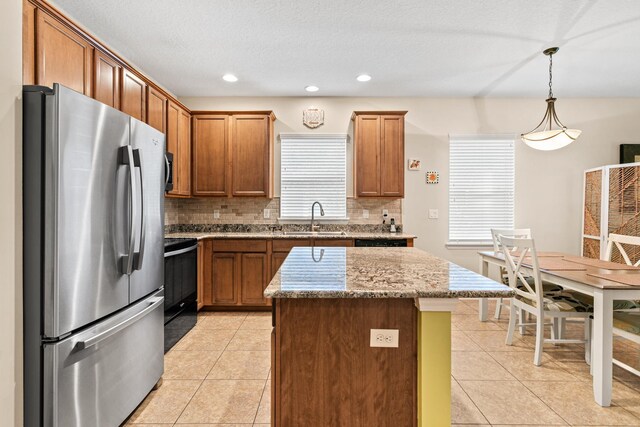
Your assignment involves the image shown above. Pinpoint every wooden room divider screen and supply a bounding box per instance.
[583,163,640,263]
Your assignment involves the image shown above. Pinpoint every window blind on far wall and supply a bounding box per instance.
[280,134,347,219]
[448,134,515,244]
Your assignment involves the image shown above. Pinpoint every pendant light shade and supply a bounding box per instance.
[522,47,581,150]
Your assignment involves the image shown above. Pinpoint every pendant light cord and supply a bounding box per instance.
[548,53,554,99]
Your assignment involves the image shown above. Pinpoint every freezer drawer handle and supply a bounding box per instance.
[75,296,163,350]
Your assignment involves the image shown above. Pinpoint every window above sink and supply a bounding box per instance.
[279,134,348,221]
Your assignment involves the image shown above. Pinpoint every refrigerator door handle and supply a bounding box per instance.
[164,154,170,188]
[74,296,163,350]
[133,148,145,271]
[118,146,138,275]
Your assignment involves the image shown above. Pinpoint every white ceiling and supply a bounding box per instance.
[52,0,640,97]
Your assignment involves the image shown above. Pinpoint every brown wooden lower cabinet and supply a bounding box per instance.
[201,239,270,309]
[272,298,417,426]
[196,241,204,310]
[270,252,288,280]
[313,239,353,247]
[240,253,268,305]
[211,252,238,305]
[198,237,412,309]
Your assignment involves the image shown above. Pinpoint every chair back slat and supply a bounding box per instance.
[605,233,640,266]
[498,235,544,307]
[491,228,532,252]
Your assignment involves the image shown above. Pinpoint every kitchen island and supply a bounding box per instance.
[264,246,513,427]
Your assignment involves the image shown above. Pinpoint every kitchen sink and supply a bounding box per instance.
[283,231,347,236]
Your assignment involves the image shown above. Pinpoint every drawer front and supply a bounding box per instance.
[313,239,353,247]
[43,291,164,427]
[272,239,311,252]
[211,239,268,252]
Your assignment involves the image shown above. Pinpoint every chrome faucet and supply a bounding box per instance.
[310,201,325,232]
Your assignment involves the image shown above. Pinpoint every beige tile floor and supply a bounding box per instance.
[123,299,640,426]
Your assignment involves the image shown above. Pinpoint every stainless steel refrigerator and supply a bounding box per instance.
[23,84,166,427]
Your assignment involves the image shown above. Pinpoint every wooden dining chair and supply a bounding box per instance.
[491,228,532,320]
[500,235,592,366]
[604,233,640,376]
[491,229,564,332]
[605,233,640,267]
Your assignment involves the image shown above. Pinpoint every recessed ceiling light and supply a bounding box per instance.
[222,74,238,82]
[305,85,319,92]
[356,74,372,82]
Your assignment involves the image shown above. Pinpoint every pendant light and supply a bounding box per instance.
[521,47,581,150]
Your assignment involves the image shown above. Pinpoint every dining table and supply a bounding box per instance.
[477,250,640,407]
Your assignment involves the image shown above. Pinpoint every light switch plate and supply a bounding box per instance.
[428,209,439,219]
[263,209,270,219]
[370,329,399,348]
[362,209,369,219]
[213,210,220,219]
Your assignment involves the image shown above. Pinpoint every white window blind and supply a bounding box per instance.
[449,134,515,244]
[280,134,347,219]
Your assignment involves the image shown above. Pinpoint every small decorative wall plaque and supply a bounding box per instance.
[426,171,439,184]
[303,108,324,128]
[408,159,421,171]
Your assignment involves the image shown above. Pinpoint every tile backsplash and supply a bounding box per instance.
[165,197,402,226]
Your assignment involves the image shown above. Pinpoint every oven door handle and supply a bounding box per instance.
[164,243,199,258]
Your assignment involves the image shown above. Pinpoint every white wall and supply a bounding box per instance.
[182,96,640,270]
[0,0,22,425]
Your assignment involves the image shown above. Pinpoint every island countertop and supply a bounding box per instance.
[264,246,513,299]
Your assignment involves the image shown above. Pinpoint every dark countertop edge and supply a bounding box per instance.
[164,232,418,240]
[264,290,515,299]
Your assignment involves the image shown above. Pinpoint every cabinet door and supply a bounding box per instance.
[120,69,146,121]
[23,0,36,85]
[177,109,192,196]
[166,102,180,196]
[210,253,238,305]
[232,115,271,197]
[93,50,121,108]
[271,252,288,280]
[355,115,381,197]
[313,239,353,247]
[240,253,268,306]
[192,115,229,196]
[146,86,167,132]
[380,115,404,197]
[36,9,93,95]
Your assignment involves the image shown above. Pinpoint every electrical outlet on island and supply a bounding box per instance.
[370,329,399,348]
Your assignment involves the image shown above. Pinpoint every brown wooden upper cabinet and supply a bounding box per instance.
[93,49,121,109]
[35,9,93,96]
[22,0,36,85]
[146,86,167,132]
[166,101,191,197]
[192,112,275,197]
[192,114,230,196]
[352,111,407,198]
[120,69,147,121]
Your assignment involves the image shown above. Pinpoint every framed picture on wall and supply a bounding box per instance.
[408,159,421,171]
[620,144,640,164]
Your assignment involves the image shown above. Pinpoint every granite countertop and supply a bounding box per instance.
[264,247,513,299]
[165,231,417,240]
